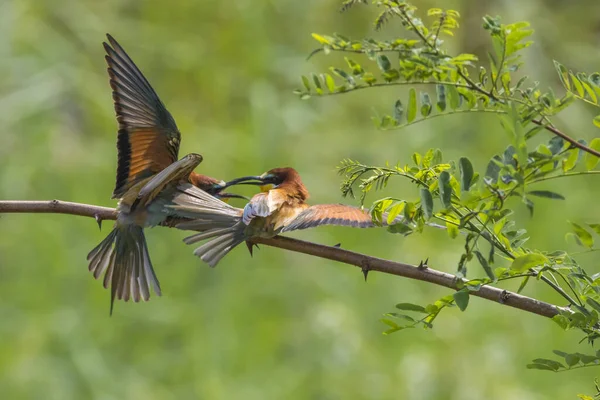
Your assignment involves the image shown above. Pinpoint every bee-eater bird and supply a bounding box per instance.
[87,34,244,313]
[167,167,395,267]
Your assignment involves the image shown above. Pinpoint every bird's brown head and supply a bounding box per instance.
[222,167,309,201]
[189,172,247,203]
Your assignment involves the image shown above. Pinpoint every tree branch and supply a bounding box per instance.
[0,199,568,319]
[531,119,600,158]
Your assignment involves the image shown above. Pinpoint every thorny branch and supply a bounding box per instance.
[0,199,569,320]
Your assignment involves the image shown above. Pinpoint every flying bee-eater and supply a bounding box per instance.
[166,167,401,267]
[87,34,244,313]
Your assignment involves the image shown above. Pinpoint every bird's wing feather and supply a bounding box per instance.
[131,153,203,210]
[104,34,181,198]
[281,204,375,232]
[242,191,287,225]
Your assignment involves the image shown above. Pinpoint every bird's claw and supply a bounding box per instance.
[417,257,429,269]
[499,289,510,304]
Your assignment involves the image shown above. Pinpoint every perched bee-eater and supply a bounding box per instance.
[167,167,394,267]
[88,34,243,313]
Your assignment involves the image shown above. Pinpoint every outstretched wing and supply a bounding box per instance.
[104,34,181,199]
[241,190,290,225]
[281,204,375,232]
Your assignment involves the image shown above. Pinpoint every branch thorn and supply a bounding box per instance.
[94,214,103,230]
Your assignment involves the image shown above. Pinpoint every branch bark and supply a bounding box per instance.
[531,119,600,158]
[0,199,567,319]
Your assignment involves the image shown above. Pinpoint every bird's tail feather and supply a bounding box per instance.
[168,183,241,221]
[87,224,160,314]
[168,184,246,267]
[191,224,247,267]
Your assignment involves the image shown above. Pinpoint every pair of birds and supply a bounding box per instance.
[89,35,383,312]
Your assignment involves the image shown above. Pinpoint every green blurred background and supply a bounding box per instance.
[2,0,600,398]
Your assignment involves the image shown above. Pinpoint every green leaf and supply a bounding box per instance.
[387,223,413,235]
[588,224,600,235]
[569,221,594,248]
[565,353,580,367]
[577,353,599,365]
[391,100,403,124]
[425,304,439,314]
[584,137,600,170]
[407,88,417,123]
[446,85,460,110]
[376,55,391,72]
[330,68,354,87]
[484,156,501,183]
[412,152,422,166]
[578,395,594,400]
[501,72,511,93]
[445,214,459,239]
[548,136,565,155]
[531,358,565,371]
[553,350,569,358]
[420,188,434,220]
[395,303,427,313]
[586,298,600,314]
[517,275,530,294]
[344,57,364,76]
[453,290,469,311]
[386,313,415,323]
[474,250,495,281]
[436,84,446,112]
[381,318,400,329]
[552,314,570,330]
[511,253,548,272]
[562,149,579,172]
[526,363,557,372]
[301,75,311,92]
[570,72,585,97]
[554,60,570,90]
[325,74,336,93]
[312,33,330,45]
[420,92,432,116]
[526,190,565,200]
[439,171,452,209]
[361,72,376,85]
[458,157,474,192]
[594,115,600,128]
[311,73,323,95]
[386,202,405,225]
[458,88,477,109]
[522,197,534,217]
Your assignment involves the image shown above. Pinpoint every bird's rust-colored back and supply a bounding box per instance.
[103,34,181,199]
[189,172,222,192]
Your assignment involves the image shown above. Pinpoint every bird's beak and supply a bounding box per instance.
[221,175,267,188]
[214,192,250,202]
[204,181,250,202]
